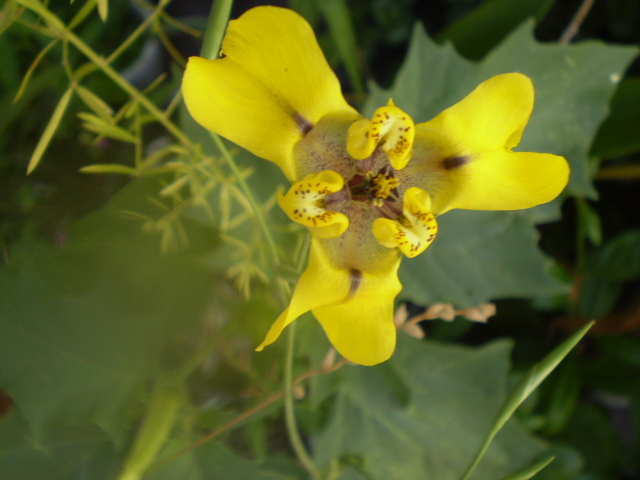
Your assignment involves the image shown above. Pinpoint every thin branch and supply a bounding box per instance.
[559,0,597,45]
[283,324,321,479]
[157,358,347,465]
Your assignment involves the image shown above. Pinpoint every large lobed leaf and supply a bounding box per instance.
[400,210,564,306]
[145,442,298,480]
[0,411,114,480]
[313,335,546,480]
[365,22,636,307]
[0,178,216,446]
[0,176,294,479]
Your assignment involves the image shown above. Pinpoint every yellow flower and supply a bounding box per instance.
[182,6,569,365]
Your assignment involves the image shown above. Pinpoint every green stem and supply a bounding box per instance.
[16,0,191,147]
[118,384,183,480]
[576,198,587,275]
[68,31,190,145]
[210,133,281,264]
[106,0,171,65]
[70,1,171,88]
[177,23,308,480]
[198,0,282,268]
[133,103,142,168]
[284,321,322,479]
[200,0,234,60]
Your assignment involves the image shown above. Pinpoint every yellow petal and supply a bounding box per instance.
[277,170,349,238]
[313,260,401,366]
[428,150,569,213]
[182,6,356,181]
[255,239,353,353]
[410,73,570,214]
[373,187,438,258]
[424,73,534,152]
[347,99,415,170]
[256,238,402,366]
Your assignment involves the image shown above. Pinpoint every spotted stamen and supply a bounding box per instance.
[372,187,438,258]
[346,99,415,170]
[278,171,349,238]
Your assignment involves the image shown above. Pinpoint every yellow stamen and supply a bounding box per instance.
[372,187,438,258]
[278,170,349,238]
[372,173,400,199]
[346,99,415,170]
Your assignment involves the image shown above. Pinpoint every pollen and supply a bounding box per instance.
[372,173,400,200]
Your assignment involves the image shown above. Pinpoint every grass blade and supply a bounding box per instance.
[96,0,108,22]
[80,164,137,175]
[14,39,58,103]
[27,86,74,175]
[459,321,594,480]
[317,0,365,98]
[498,455,555,480]
[76,85,114,122]
[78,112,137,143]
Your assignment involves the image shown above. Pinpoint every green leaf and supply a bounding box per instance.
[96,0,108,22]
[80,164,138,175]
[317,0,365,96]
[532,442,583,480]
[0,411,116,480]
[78,112,137,143]
[591,78,640,159]
[146,441,298,480]
[589,229,640,282]
[76,85,114,123]
[578,229,640,317]
[597,335,640,368]
[577,276,620,318]
[287,0,320,26]
[0,177,216,445]
[400,211,566,308]
[537,355,581,435]
[498,455,555,480]
[577,200,602,247]
[312,336,547,480]
[13,39,58,103]
[27,86,74,175]
[437,0,555,60]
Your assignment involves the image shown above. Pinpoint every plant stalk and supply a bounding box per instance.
[284,321,322,479]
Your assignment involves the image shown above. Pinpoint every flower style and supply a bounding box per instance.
[182,6,569,365]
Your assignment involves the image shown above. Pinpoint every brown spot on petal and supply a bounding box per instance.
[346,268,363,300]
[295,113,313,135]
[442,155,470,170]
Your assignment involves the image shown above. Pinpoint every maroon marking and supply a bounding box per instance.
[347,268,363,299]
[442,155,469,170]
[295,113,313,135]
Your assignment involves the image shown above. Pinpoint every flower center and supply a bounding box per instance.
[347,167,400,201]
[344,165,404,217]
[371,172,400,200]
